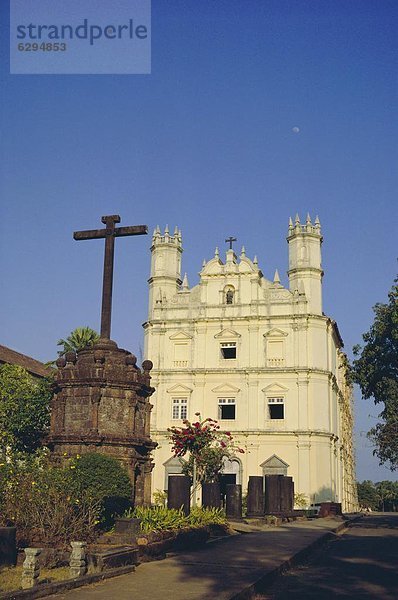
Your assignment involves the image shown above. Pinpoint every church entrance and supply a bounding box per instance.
[219,456,242,506]
[219,474,236,505]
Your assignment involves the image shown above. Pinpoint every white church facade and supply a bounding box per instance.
[144,216,358,512]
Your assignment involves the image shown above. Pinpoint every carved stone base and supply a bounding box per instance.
[47,341,157,506]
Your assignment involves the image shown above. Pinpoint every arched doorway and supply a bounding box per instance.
[219,457,242,504]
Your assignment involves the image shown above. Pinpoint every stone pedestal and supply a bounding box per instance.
[247,476,264,517]
[47,339,157,506]
[202,483,221,509]
[69,542,87,579]
[226,484,242,519]
[22,548,42,589]
[168,475,191,515]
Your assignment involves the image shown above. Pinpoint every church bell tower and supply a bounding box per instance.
[287,214,323,315]
[148,226,182,318]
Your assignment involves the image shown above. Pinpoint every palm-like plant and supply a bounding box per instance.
[57,327,100,356]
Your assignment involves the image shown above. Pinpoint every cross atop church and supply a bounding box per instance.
[225,236,237,250]
[73,215,147,340]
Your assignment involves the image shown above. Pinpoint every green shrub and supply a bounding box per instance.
[124,506,226,533]
[68,453,132,525]
[188,506,226,526]
[0,451,101,546]
[152,489,168,507]
[126,506,186,532]
[0,451,133,544]
[294,492,309,509]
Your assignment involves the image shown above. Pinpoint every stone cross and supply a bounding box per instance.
[74,215,147,340]
[225,236,237,250]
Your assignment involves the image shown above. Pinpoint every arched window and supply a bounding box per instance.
[221,456,242,483]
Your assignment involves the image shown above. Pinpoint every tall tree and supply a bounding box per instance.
[352,276,398,470]
[375,480,398,512]
[0,364,52,453]
[356,480,380,511]
[57,326,99,356]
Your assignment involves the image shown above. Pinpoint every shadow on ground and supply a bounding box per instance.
[49,514,398,600]
[254,514,398,600]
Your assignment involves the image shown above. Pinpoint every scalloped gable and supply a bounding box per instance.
[214,328,241,339]
[201,257,224,275]
[166,384,193,394]
[263,328,288,337]
[212,383,241,393]
[238,256,258,273]
[169,331,193,340]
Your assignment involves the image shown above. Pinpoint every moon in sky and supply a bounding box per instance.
[292,127,300,133]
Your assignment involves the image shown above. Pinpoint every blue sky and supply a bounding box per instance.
[1,0,397,482]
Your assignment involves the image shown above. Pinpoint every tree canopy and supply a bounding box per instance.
[0,364,52,453]
[57,326,99,356]
[352,276,398,470]
[357,480,398,512]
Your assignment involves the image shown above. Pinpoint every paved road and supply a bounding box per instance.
[46,517,347,600]
[257,513,398,600]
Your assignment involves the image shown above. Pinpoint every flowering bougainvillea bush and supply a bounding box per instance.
[168,414,244,483]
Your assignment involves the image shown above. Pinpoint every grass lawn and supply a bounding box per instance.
[0,565,70,593]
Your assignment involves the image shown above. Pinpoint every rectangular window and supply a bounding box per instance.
[220,342,236,359]
[218,398,236,420]
[268,397,284,420]
[172,398,188,420]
